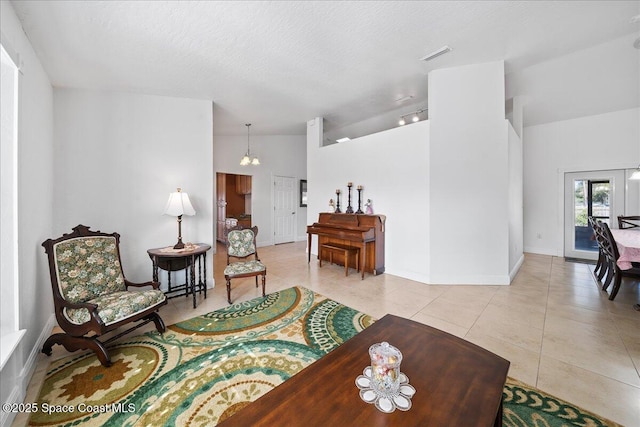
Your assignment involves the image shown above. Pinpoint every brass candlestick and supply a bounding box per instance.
[356,185,364,214]
[335,189,342,213]
[346,182,354,214]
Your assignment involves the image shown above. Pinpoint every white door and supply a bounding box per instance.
[274,176,296,244]
[564,170,626,260]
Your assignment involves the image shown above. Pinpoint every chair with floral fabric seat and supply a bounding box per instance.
[224,226,266,304]
[41,225,167,367]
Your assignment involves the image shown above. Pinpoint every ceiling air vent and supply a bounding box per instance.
[420,46,452,62]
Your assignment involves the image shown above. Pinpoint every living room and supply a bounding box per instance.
[1,1,639,426]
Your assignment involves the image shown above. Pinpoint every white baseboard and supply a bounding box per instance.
[510,254,525,281]
[523,246,558,256]
[0,385,21,427]
[19,314,56,399]
[0,314,55,427]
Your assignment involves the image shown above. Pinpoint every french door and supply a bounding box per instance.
[564,170,625,260]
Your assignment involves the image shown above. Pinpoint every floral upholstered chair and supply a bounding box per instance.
[224,226,266,304]
[42,225,167,367]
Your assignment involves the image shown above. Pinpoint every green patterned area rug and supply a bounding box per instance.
[29,286,620,427]
[502,378,621,427]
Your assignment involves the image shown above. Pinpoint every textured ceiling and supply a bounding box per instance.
[9,1,640,135]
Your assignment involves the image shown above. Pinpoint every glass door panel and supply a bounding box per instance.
[573,180,609,252]
[564,170,625,261]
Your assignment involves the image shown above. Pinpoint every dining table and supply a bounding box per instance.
[610,228,640,312]
[610,228,640,270]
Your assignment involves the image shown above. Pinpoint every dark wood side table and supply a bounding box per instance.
[147,243,211,309]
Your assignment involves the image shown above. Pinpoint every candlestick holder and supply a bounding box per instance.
[335,190,342,213]
[346,183,354,214]
[356,187,364,214]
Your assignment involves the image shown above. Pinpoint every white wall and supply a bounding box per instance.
[0,2,54,425]
[307,118,430,283]
[53,89,214,288]
[212,133,307,247]
[524,107,640,256]
[508,122,524,275]
[307,61,520,286]
[506,33,640,127]
[428,61,511,285]
[510,31,640,257]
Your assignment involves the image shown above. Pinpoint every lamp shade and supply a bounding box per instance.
[163,188,195,216]
[630,167,640,180]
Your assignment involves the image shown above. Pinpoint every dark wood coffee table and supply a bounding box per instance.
[219,314,509,426]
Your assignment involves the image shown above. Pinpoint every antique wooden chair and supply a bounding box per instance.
[42,225,167,367]
[224,226,266,304]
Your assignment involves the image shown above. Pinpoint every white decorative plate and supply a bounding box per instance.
[355,366,416,413]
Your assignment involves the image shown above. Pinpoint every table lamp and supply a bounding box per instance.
[164,188,195,249]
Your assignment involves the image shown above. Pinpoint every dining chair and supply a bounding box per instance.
[600,222,640,300]
[617,215,640,229]
[595,220,616,290]
[224,226,266,304]
[588,216,606,280]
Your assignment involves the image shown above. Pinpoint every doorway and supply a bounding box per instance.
[273,175,296,244]
[563,170,625,260]
[216,172,252,243]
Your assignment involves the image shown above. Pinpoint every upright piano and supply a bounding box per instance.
[307,213,385,277]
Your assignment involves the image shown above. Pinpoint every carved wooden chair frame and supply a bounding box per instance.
[42,225,167,367]
[224,225,267,304]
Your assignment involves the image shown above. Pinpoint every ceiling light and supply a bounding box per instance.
[240,123,259,166]
[630,165,640,180]
[420,45,452,62]
[398,108,427,127]
[336,137,351,143]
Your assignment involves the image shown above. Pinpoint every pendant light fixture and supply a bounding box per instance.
[630,164,640,180]
[240,123,260,166]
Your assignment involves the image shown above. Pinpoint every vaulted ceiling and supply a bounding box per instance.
[9,1,640,136]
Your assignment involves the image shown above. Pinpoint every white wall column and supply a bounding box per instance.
[428,61,511,284]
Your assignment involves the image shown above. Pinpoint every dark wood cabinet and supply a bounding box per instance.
[236,175,252,195]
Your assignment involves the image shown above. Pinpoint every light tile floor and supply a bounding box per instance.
[16,242,640,426]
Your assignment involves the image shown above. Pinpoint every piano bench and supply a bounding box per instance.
[320,243,360,277]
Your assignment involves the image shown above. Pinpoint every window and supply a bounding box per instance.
[0,42,24,370]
